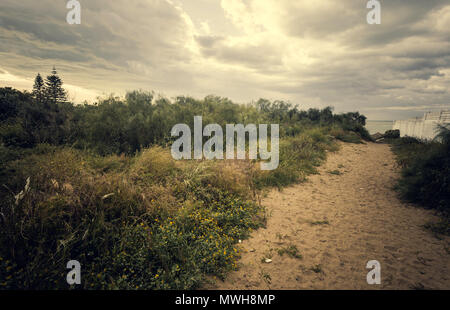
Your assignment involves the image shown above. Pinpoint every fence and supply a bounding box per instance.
[393,110,450,140]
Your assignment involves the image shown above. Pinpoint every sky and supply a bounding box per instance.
[0,0,449,120]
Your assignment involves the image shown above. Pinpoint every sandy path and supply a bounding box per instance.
[209,142,450,290]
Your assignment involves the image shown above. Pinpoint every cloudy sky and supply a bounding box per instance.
[1,0,449,120]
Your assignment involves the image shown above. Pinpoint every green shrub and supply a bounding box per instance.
[384,129,400,139]
[391,126,450,224]
[395,143,450,214]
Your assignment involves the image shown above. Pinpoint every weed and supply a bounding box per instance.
[259,270,272,286]
[276,245,302,259]
[327,170,341,175]
[309,220,330,226]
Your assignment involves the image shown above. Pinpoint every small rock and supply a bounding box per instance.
[264,259,272,263]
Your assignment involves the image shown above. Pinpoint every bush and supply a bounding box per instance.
[384,129,400,139]
[397,144,450,213]
[391,125,450,223]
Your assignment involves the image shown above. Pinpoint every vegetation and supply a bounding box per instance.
[0,70,371,289]
[0,147,266,289]
[388,125,450,235]
[276,245,302,259]
[309,220,330,226]
[327,170,342,175]
[310,264,323,274]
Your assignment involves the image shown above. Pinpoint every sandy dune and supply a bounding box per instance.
[209,142,450,290]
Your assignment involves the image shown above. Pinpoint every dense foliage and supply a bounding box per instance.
[1,79,369,156]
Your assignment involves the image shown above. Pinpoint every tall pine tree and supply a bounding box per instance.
[32,73,44,103]
[44,66,67,104]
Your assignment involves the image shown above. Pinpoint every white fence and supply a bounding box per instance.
[393,110,450,140]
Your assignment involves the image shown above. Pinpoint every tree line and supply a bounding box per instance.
[1,69,370,155]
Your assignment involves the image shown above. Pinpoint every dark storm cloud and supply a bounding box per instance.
[0,0,191,69]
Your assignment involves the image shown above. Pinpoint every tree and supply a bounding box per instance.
[44,67,67,104]
[320,106,334,123]
[32,73,45,103]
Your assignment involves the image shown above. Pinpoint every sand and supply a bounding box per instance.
[207,142,450,290]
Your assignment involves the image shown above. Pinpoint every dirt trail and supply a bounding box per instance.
[209,142,450,289]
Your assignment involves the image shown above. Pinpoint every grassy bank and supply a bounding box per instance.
[1,146,266,289]
[388,126,450,236]
[0,87,370,289]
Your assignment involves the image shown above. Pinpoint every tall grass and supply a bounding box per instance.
[255,127,339,188]
[0,146,268,289]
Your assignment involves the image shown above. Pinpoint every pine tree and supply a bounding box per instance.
[32,73,44,103]
[44,66,67,104]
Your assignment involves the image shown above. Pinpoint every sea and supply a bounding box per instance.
[365,120,394,134]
